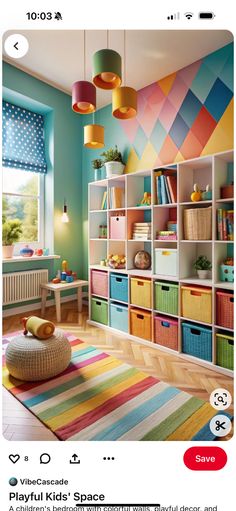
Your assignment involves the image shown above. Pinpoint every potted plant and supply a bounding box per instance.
[92,158,104,181]
[193,255,212,279]
[101,145,125,178]
[2,219,22,258]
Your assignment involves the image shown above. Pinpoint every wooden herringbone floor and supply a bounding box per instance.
[2,301,234,440]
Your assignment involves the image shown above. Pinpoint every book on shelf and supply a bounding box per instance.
[100,190,107,210]
[109,187,124,209]
[132,222,151,239]
[217,208,234,240]
[155,169,177,205]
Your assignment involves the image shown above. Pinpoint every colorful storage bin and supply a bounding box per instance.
[110,215,126,239]
[181,285,212,324]
[110,302,128,333]
[220,264,234,282]
[154,315,178,351]
[155,281,178,315]
[155,248,178,277]
[216,333,234,370]
[130,278,152,309]
[184,207,212,240]
[91,269,108,298]
[110,273,128,303]
[182,322,212,362]
[216,291,234,330]
[91,297,108,325]
[130,308,152,341]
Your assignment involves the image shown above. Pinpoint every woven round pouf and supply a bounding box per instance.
[5,329,72,381]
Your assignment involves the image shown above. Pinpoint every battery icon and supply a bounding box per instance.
[199,12,215,19]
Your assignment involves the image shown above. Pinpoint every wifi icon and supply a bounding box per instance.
[185,12,194,19]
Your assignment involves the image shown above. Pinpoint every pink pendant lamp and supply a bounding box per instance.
[72,31,96,114]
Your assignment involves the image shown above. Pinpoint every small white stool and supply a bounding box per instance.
[40,279,88,322]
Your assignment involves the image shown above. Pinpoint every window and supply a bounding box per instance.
[2,100,48,253]
[2,167,44,251]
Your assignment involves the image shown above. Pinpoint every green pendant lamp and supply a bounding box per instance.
[93,31,122,90]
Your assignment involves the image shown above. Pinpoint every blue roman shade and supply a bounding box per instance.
[2,100,47,173]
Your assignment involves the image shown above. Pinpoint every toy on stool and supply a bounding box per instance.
[22,316,55,340]
[137,191,151,206]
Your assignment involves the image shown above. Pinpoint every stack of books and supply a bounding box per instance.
[132,222,151,240]
[100,191,107,210]
[109,187,124,209]
[155,169,177,205]
[156,230,177,240]
[217,209,234,240]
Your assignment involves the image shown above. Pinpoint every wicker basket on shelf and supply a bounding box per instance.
[184,207,212,240]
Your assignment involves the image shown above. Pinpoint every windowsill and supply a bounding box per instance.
[3,254,61,263]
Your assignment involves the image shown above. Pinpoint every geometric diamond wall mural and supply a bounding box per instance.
[119,43,233,172]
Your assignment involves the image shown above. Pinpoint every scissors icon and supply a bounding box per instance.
[215,420,226,431]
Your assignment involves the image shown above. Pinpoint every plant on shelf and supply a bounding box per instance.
[100,145,125,178]
[92,158,104,181]
[193,255,212,279]
[2,219,22,259]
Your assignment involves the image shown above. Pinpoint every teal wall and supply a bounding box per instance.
[3,63,83,308]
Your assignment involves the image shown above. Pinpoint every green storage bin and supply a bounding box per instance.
[91,297,108,325]
[155,281,178,315]
[216,333,234,370]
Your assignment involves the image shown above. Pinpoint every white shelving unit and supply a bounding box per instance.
[88,150,234,377]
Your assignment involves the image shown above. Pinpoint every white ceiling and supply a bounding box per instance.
[3,30,233,109]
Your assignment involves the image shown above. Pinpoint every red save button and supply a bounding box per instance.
[184,447,227,470]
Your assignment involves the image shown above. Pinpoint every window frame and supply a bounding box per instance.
[2,170,45,254]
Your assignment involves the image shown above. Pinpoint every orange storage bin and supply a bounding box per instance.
[181,285,212,324]
[130,308,152,341]
[130,278,152,309]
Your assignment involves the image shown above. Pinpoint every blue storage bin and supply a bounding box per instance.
[110,302,128,333]
[182,322,212,362]
[110,273,128,303]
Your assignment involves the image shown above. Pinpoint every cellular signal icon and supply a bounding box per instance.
[167,12,180,20]
[185,12,194,19]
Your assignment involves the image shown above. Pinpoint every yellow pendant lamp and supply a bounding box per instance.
[84,122,104,149]
[112,31,137,119]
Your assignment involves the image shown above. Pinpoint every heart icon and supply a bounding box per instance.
[9,454,20,464]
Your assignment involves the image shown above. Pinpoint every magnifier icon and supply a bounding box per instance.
[40,453,51,464]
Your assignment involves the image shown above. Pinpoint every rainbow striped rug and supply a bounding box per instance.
[2,332,231,441]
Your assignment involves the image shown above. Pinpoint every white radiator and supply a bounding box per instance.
[3,269,48,305]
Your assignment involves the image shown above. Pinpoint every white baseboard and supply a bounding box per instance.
[3,293,88,317]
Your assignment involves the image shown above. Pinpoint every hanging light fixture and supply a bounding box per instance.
[92,31,122,90]
[61,199,69,223]
[72,31,96,114]
[112,31,137,119]
[84,114,105,149]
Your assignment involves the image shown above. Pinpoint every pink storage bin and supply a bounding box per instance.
[216,290,234,329]
[154,315,178,351]
[91,270,108,298]
[110,216,126,239]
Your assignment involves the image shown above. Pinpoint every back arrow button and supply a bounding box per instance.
[14,42,19,50]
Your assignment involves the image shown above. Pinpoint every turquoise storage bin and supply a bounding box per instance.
[110,302,128,333]
[182,322,212,362]
[110,273,128,303]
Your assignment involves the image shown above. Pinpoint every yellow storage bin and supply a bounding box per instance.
[181,285,212,324]
[130,278,152,309]
[130,308,152,341]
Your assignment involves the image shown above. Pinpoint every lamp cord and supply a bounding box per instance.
[84,30,86,80]
[124,30,126,86]
[107,29,109,49]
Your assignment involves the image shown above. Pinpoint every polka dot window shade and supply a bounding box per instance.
[2,101,47,173]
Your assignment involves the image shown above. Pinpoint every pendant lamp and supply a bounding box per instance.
[84,121,104,149]
[92,31,122,90]
[72,32,96,114]
[112,31,137,119]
